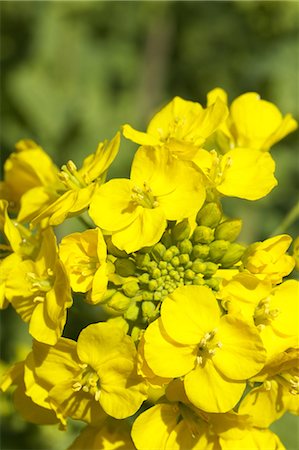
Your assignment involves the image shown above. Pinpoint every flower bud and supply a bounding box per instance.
[191,260,207,274]
[204,262,218,276]
[196,202,222,228]
[122,280,139,297]
[171,256,180,267]
[142,301,157,320]
[151,242,166,260]
[191,244,210,259]
[171,219,191,242]
[209,240,230,262]
[135,253,151,268]
[192,226,214,244]
[124,302,139,321]
[179,254,190,266]
[139,273,150,284]
[178,239,193,254]
[184,269,195,280]
[215,219,242,242]
[114,258,136,276]
[204,277,220,290]
[220,243,246,267]
[107,291,131,312]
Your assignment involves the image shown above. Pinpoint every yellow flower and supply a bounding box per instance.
[207,88,297,152]
[123,96,228,159]
[219,275,299,359]
[20,132,120,227]
[89,146,205,253]
[292,235,299,271]
[59,228,108,304]
[242,234,295,284]
[5,227,72,344]
[192,146,277,200]
[143,285,266,412]
[25,322,147,424]
[68,418,135,450]
[1,359,60,426]
[0,139,59,212]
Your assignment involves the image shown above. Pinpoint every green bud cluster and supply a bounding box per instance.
[103,201,246,338]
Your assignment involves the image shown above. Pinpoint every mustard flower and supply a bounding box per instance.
[89,146,205,253]
[123,95,228,159]
[143,285,266,412]
[24,322,147,424]
[5,227,72,344]
[59,228,108,304]
[207,88,297,152]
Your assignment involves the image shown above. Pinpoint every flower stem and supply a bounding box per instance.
[272,200,299,235]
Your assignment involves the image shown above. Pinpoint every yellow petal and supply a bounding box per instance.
[161,285,220,345]
[184,359,245,413]
[217,147,277,200]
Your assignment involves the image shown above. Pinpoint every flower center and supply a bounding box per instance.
[72,364,101,401]
[131,182,159,209]
[196,329,222,365]
[58,160,87,190]
[254,296,280,329]
[27,269,54,302]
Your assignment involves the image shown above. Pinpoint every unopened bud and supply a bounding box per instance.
[204,277,220,291]
[204,262,218,276]
[171,219,191,242]
[192,244,210,259]
[178,239,193,255]
[192,226,214,244]
[184,269,195,280]
[124,302,139,321]
[107,292,131,312]
[139,273,150,284]
[215,219,242,242]
[151,243,166,260]
[143,291,154,301]
[148,279,159,291]
[122,280,139,297]
[142,301,157,319]
[220,243,246,267]
[171,256,180,267]
[193,275,205,285]
[179,254,190,266]
[131,326,142,342]
[196,202,222,228]
[209,240,230,262]
[135,253,151,268]
[114,258,136,277]
[192,260,207,274]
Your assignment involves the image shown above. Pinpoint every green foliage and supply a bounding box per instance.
[1,2,298,449]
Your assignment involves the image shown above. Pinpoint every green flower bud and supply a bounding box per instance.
[114,258,136,277]
[131,326,142,342]
[169,269,180,281]
[142,301,157,319]
[191,260,207,274]
[220,243,246,268]
[151,243,166,260]
[191,244,210,259]
[179,254,190,266]
[148,279,159,291]
[196,202,222,228]
[215,219,242,242]
[168,245,180,256]
[135,253,151,268]
[204,277,220,290]
[152,268,162,279]
[171,256,180,267]
[193,275,205,285]
[154,291,162,301]
[204,262,219,276]
[171,219,191,242]
[142,290,154,301]
[122,280,139,297]
[163,249,174,262]
[139,273,150,284]
[192,226,214,244]
[158,260,168,269]
[178,239,193,254]
[209,240,230,262]
[124,302,139,321]
[107,291,131,312]
[184,269,195,280]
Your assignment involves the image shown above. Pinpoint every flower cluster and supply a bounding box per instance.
[1,89,298,449]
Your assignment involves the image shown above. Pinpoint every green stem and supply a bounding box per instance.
[272,200,299,236]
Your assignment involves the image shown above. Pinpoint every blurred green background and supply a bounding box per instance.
[0,1,298,449]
